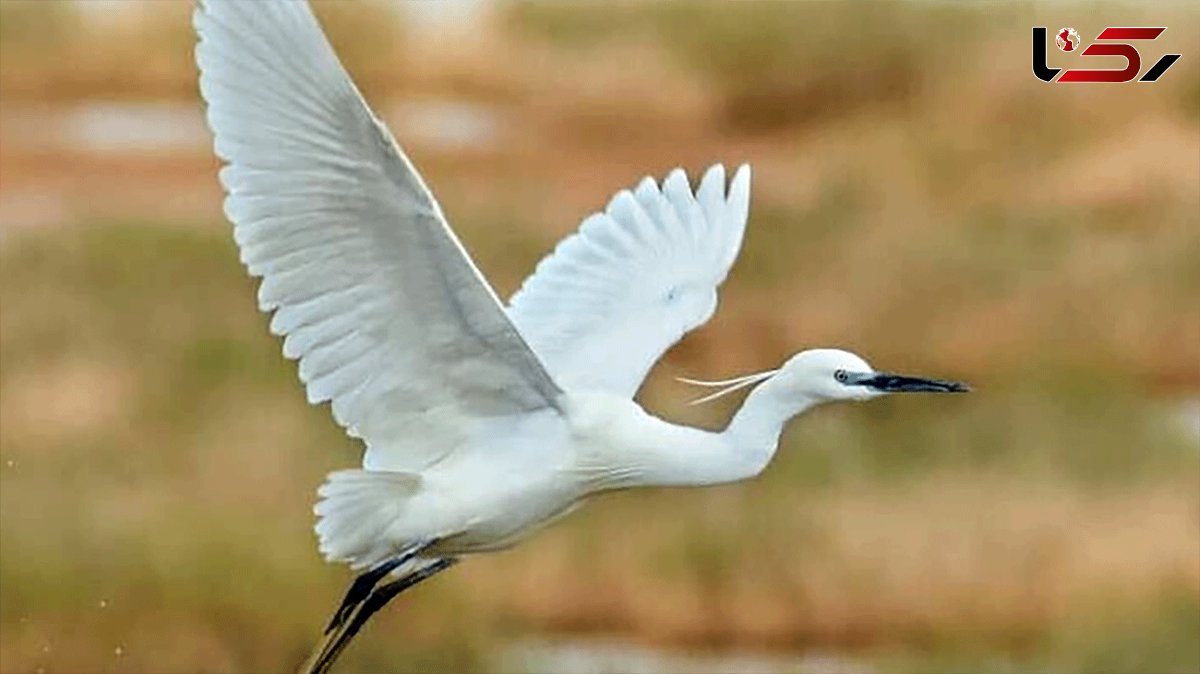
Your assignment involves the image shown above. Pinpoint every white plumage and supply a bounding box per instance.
[193,1,968,670]
[197,0,561,480]
[510,164,750,396]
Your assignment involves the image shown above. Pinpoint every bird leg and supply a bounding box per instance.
[322,540,433,635]
[303,557,458,674]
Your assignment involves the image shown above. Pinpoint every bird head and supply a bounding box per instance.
[774,348,970,403]
[679,348,970,406]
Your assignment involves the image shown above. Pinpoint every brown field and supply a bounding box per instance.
[1,2,1198,673]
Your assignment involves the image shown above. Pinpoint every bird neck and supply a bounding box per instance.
[602,377,817,490]
[722,375,817,479]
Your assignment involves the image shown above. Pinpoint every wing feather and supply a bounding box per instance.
[509,164,751,397]
[195,0,562,471]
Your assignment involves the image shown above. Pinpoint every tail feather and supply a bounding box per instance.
[314,469,421,569]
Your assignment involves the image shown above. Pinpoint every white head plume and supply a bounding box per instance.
[676,369,778,405]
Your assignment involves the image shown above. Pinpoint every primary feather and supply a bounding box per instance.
[194,0,563,475]
[509,164,751,397]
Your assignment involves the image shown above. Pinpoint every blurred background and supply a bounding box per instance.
[1,2,1198,672]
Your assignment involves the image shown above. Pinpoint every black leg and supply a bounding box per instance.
[306,557,458,674]
[322,538,438,635]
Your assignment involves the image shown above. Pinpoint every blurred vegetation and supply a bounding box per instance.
[504,1,1200,131]
[2,1,1198,673]
[506,1,983,130]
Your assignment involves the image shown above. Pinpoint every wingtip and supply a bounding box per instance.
[698,162,752,197]
[700,163,727,188]
[636,175,658,193]
[192,0,209,35]
[664,167,689,188]
[192,0,222,27]
[729,164,751,197]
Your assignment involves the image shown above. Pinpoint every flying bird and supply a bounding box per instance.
[193,1,969,671]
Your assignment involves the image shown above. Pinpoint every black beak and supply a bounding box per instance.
[859,372,971,393]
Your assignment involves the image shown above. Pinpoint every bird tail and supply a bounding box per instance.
[314,469,422,570]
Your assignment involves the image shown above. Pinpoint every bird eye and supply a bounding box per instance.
[834,369,848,383]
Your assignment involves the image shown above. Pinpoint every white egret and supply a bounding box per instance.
[193,1,969,671]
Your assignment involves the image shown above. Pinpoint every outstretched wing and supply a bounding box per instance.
[194,0,562,472]
[508,164,751,397]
